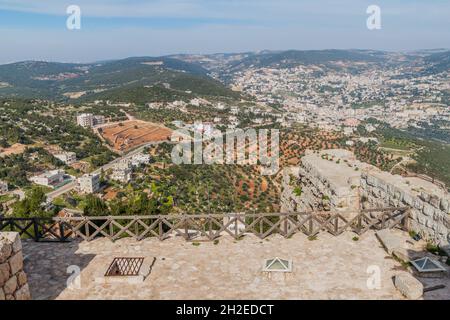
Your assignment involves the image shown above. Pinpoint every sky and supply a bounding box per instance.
[0,0,449,64]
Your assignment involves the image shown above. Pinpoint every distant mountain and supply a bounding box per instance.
[0,57,240,101]
[422,50,450,75]
[226,49,388,70]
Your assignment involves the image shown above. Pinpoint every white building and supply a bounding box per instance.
[111,161,132,183]
[77,113,94,128]
[93,115,105,126]
[131,154,151,167]
[77,113,105,128]
[30,170,65,188]
[111,168,132,184]
[0,180,8,194]
[54,152,77,165]
[77,174,100,194]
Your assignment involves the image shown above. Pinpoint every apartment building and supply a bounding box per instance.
[29,170,65,188]
[77,174,100,194]
[54,152,77,165]
[77,113,106,128]
[111,160,132,183]
[130,154,151,167]
[77,113,94,128]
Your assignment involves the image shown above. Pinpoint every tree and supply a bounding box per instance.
[83,195,109,216]
[12,186,49,218]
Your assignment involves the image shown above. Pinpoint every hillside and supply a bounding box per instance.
[422,50,450,75]
[0,57,241,101]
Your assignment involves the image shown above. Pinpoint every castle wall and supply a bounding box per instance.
[361,171,450,246]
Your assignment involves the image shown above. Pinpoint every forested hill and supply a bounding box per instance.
[0,56,242,101]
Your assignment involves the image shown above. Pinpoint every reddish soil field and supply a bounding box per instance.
[100,120,172,152]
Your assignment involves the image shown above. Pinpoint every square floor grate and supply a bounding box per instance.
[105,257,144,277]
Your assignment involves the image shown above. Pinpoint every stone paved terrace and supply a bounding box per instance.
[22,231,450,300]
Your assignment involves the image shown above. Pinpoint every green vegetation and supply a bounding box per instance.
[0,99,118,187]
[12,186,53,218]
[375,122,450,186]
[351,100,385,109]
[293,187,302,197]
[380,138,416,151]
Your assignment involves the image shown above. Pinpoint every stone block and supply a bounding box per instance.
[423,203,434,217]
[394,274,423,300]
[403,193,414,206]
[444,215,450,229]
[376,229,403,254]
[366,175,377,187]
[392,248,410,262]
[3,275,17,295]
[14,283,31,300]
[0,242,12,264]
[413,198,423,210]
[17,270,27,286]
[419,192,430,203]
[440,198,449,212]
[430,196,440,209]
[0,287,5,300]
[0,232,22,253]
[0,262,11,287]
[8,251,23,275]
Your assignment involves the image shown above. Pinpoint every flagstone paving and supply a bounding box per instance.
[21,231,449,300]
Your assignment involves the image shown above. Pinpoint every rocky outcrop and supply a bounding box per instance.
[0,232,31,300]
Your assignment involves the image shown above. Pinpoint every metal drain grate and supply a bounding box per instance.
[105,257,144,276]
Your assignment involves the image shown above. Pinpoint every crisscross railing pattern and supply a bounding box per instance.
[0,207,410,242]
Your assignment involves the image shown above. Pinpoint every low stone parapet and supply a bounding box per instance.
[0,232,31,300]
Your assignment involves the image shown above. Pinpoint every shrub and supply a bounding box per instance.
[426,242,439,255]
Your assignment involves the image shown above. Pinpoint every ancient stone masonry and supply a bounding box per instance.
[281,149,368,220]
[282,148,450,250]
[0,232,31,300]
[280,167,301,212]
[361,171,450,246]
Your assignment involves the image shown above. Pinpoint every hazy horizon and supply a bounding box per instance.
[0,0,449,64]
[1,47,450,66]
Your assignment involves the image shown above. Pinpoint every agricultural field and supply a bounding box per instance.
[99,120,172,152]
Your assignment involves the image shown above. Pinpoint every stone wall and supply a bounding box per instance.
[0,232,31,300]
[280,167,302,212]
[361,171,450,246]
[280,148,450,250]
[281,150,365,219]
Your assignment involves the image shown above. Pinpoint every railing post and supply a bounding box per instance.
[234,214,238,239]
[59,219,65,242]
[33,217,40,242]
[402,208,410,231]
